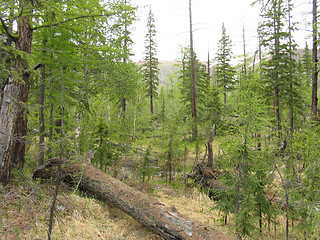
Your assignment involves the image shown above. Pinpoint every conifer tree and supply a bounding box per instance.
[215,23,236,109]
[179,48,211,130]
[143,7,159,115]
[257,0,302,136]
[312,0,318,125]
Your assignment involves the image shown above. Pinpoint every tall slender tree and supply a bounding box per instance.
[215,23,236,110]
[143,6,159,115]
[189,0,197,140]
[312,0,318,126]
[257,0,301,137]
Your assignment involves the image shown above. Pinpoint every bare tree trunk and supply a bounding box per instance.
[122,97,126,115]
[34,158,235,240]
[288,0,294,134]
[189,0,197,141]
[207,50,210,76]
[273,1,281,138]
[168,134,173,183]
[150,93,154,114]
[207,125,216,168]
[312,0,318,126]
[39,63,45,166]
[48,102,54,157]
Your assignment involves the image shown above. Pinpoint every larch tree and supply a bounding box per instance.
[143,6,159,115]
[257,0,301,137]
[215,23,236,110]
[107,0,137,116]
[0,0,126,186]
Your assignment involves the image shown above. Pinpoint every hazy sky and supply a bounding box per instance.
[131,0,312,62]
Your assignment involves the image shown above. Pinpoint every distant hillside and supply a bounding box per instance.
[136,61,180,86]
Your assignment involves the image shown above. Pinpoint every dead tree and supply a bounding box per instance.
[33,158,235,240]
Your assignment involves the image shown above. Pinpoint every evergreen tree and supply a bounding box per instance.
[257,0,302,136]
[215,23,236,110]
[179,48,211,133]
[143,7,160,115]
[107,0,138,116]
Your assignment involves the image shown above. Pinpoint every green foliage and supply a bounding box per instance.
[142,7,160,114]
[138,148,158,182]
[215,23,236,109]
[91,119,119,171]
[258,0,304,132]
[178,47,216,137]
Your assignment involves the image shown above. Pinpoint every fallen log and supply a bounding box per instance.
[33,158,235,240]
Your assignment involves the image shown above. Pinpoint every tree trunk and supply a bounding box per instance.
[0,85,20,185]
[0,1,33,186]
[189,0,197,141]
[312,0,318,126]
[122,97,126,115]
[207,125,216,168]
[39,63,45,166]
[150,93,154,114]
[33,158,235,240]
[273,1,281,137]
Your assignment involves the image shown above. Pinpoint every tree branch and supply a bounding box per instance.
[33,63,44,71]
[32,12,122,31]
[0,16,18,42]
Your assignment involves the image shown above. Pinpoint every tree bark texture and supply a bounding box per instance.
[33,158,235,240]
[0,85,20,185]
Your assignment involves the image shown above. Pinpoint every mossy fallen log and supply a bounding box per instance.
[33,158,235,240]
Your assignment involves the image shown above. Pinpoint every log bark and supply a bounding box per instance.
[33,158,235,240]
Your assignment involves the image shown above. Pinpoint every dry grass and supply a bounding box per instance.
[0,178,161,240]
[0,166,294,240]
[154,186,235,237]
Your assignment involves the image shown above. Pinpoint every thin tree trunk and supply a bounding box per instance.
[207,50,210,76]
[236,162,242,240]
[150,93,153,114]
[288,0,294,134]
[312,0,318,126]
[122,97,126,115]
[274,1,281,138]
[189,0,197,141]
[48,102,54,157]
[39,62,45,166]
[207,125,216,168]
[168,134,173,183]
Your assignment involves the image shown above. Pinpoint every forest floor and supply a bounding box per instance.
[0,170,292,240]
[0,170,235,240]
